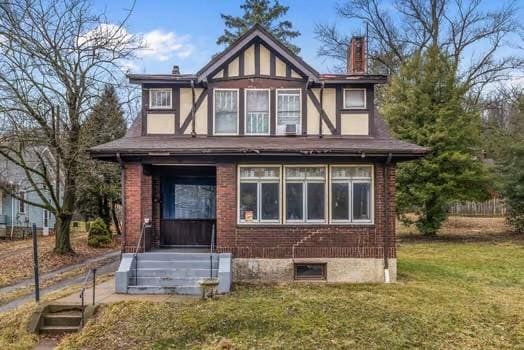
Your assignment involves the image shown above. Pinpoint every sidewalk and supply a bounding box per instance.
[55,279,198,304]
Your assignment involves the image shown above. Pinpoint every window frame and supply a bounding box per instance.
[149,88,172,110]
[283,165,328,224]
[329,165,374,224]
[276,88,302,135]
[213,88,240,135]
[343,88,367,109]
[244,88,271,136]
[294,263,327,280]
[237,165,282,224]
[18,191,26,214]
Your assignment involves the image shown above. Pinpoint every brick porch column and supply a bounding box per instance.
[216,163,236,250]
[123,163,152,252]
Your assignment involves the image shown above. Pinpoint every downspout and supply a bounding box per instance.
[10,191,14,239]
[116,153,125,256]
[319,81,324,137]
[191,80,196,137]
[383,152,392,283]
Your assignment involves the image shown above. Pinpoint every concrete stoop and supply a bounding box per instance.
[28,304,97,335]
[116,252,232,296]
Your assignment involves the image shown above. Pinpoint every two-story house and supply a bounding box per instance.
[91,25,427,295]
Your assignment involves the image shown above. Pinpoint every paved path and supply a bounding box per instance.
[0,253,120,313]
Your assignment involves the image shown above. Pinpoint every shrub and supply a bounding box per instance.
[87,218,112,247]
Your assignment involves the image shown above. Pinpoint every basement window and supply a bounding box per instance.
[294,263,326,280]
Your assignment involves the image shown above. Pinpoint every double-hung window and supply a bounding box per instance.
[214,89,238,134]
[331,166,372,222]
[239,166,280,223]
[245,89,270,135]
[276,89,301,134]
[149,89,172,109]
[343,89,366,109]
[285,166,326,223]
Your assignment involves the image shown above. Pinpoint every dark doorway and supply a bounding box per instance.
[158,166,216,247]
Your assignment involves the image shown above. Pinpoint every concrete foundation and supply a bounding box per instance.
[233,258,396,283]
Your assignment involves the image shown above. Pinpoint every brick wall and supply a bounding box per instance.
[215,162,396,259]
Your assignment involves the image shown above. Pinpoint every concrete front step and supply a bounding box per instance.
[130,276,209,287]
[128,285,201,295]
[136,252,219,261]
[39,325,80,335]
[137,260,219,269]
[130,268,218,278]
[43,313,82,327]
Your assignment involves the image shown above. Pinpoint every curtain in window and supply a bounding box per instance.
[277,90,300,131]
[215,90,238,133]
[246,90,269,134]
[344,90,365,108]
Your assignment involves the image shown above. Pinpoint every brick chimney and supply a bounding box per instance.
[347,36,366,74]
[172,65,180,75]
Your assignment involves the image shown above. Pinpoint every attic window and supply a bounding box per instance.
[343,89,366,109]
[294,263,326,280]
[149,89,172,109]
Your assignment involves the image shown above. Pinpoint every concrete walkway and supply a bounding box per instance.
[56,279,198,304]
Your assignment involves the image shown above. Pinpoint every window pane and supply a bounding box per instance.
[261,183,279,220]
[215,90,238,133]
[240,183,258,221]
[345,90,365,108]
[286,183,303,220]
[240,167,279,179]
[246,90,269,134]
[295,264,325,279]
[332,183,349,220]
[277,90,300,133]
[174,184,216,219]
[306,167,325,179]
[151,90,171,108]
[307,183,325,220]
[353,182,371,220]
[286,167,306,179]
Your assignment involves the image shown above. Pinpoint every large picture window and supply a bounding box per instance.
[276,89,301,134]
[331,166,372,222]
[285,166,326,223]
[239,166,280,223]
[214,89,238,134]
[149,89,172,109]
[245,89,270,135]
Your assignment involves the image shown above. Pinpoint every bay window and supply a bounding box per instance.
[239,166,280,223]
[331,166,372,222]
[276,89,301,134]
[285,166,326,223]
[214,89,238,134]
[245,89,270,135]
[149,89,172,109]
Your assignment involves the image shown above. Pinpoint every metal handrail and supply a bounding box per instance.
[209,224,215,279]
[79,268,96,328]
[133,220,149,286]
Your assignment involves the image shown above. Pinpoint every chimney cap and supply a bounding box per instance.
[172,65,180,75]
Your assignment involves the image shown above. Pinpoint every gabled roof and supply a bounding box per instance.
[196,24,319,83]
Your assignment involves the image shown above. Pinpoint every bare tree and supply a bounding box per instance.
[0,0,140,253]
[315,0,523,96]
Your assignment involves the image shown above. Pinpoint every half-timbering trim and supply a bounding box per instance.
[307,90,336,134]
[179,88,207,133]
[173,87,181,133]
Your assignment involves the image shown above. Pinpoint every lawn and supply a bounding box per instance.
[56,220,524,350]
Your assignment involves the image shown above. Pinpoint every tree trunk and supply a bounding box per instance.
[55,173,75,254]
[111,201,122,236]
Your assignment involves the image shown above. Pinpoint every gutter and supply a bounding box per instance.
[383,152,392,283]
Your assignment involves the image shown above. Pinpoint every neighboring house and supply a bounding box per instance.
[90,25,427,295]
[0,149,57,238]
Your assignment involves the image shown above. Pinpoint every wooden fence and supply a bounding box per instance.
[448,198,506,217]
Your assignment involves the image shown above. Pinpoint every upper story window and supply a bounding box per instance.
[285,166,326,223]
[343,89,366,109]
[214,89,238,135]
[239,166,280,223]
[245,89,270,135]
[276,89,301,135]
[331,166,372,222]
[149,89,172,109]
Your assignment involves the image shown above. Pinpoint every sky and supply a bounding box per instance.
[92,0,524,83]
[92,0,362,74]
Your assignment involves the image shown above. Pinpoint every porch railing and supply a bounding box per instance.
[133,219,150,286]
[209,224,215,279]
[79,268,96,328]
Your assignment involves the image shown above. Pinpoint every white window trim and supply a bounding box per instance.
[244,88,271,135]
[213,88,240,135]
[237,165,282,224]
[329,164,374,224]
[276,88,302,135]
[343,88,367,110]
[283,165,328,224]
[149,88,172,109]
[18,191,26,214]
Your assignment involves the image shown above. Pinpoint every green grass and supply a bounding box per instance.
[57,238,524,350]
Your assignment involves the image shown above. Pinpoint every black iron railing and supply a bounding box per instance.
[209,224,215,279]
[133,220,150,286]
[79,268,96,328]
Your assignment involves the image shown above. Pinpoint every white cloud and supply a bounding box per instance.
[138,30,194,61]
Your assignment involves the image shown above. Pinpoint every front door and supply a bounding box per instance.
[160,173,216,247]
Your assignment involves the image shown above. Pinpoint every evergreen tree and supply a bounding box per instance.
[383,46,490,235]
[77,85,127,232]
[217,0,300,54]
